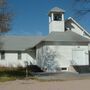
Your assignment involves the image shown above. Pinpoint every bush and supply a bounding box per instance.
[0,66,32,78]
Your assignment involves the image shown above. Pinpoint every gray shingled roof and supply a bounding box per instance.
[0,31,89,51]
[0,36,45,51]
[44,31,90,42]
[48,7,65,15]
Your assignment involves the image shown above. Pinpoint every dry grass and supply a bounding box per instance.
[0,66,33,82]
[0,77,16,82]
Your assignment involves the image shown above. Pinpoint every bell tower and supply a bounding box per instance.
[48,7,65,33]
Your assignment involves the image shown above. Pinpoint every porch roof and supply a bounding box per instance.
[0,36,45,51]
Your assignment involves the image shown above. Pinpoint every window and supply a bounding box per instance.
[18,52,22,60]
[1,51,5,60]
[54,14,62,21]
[61,68,67,70]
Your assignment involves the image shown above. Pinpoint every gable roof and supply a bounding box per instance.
[0,36,45,51]
[44,31,90,42]
[0,31,89,51]
[65,17,90,37]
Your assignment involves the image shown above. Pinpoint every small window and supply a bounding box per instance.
[1,51,5,60]
[18,52,22,60]
[61,68,67,70]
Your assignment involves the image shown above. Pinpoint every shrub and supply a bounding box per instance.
[0,66,32,78]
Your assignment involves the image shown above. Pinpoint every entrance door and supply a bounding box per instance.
[72,50,86,65]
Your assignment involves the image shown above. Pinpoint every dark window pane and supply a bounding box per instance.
[1,51,5,60]
[18,52,22,60]
[61,68,67,70]
[54,14,62,21]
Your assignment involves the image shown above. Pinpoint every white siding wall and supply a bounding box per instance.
[70,22,83,35]
[49,21,64,33]
[36,43,89,72]
[0,52,36,67]
[36,44,44,67]
[66,21,90,39]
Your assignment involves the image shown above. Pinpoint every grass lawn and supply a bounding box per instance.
[0,76,16,82]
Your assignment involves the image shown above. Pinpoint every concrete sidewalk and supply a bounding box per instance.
[32,72,90,80]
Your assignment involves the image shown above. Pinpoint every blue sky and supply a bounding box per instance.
[7,0,90,35]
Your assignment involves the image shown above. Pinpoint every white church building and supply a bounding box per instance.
[0,7,90,72]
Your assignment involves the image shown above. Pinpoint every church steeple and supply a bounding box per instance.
[48,7,65,33]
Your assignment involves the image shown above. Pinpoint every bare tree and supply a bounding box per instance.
[0,0,11,33]
[0,0,12,49]
[48,0,90,18]
[43,46,59,72]
[71,0,90,18]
